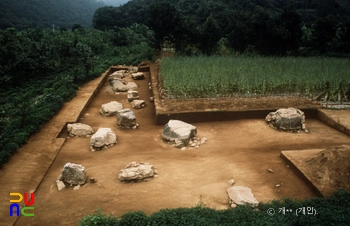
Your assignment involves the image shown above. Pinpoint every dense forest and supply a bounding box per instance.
[0,0,106,29]
[93,0,350,56]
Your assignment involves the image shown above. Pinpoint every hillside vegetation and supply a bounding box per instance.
[0,0,105,29]
[93,0,350,56]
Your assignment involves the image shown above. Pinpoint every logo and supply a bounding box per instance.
[9,192,35,217]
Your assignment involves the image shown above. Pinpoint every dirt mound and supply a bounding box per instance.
[306,145,350,193]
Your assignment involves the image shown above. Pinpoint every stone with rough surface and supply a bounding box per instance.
[265,108,308,132]
[112,80,129,92]
[119,162,156,182]
[61,163,87,185]
[109,70,125,79]
[227,186,259,208]
[128,67,138,73]
[131,72,145,80]
[100,101,123,116]
[117,109,138,129]
[56,181,66,191]
[161,120,197,148]
[131,100,146,109]
[127,90,139,102]
[67,123,94,137]
[127,82,138,90]
[90,128,117,150]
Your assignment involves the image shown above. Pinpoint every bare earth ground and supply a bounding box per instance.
[1,63,350,225]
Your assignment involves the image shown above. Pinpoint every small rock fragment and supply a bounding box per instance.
[57,181,66,191]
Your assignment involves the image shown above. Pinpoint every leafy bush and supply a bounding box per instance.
[79,190,350,226]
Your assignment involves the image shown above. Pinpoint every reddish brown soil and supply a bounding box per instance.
[1,63,350,226]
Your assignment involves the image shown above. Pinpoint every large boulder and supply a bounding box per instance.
[90,128,117,151]
[131,100,146,109]
[127,82,138,90]
[128,66,138,73]
[265,108,308,132]
[117,108,138,129]
[112,80,129,92]
[100,101,123,116]
[127,90,139,102]
[109,70,126,79]
[67,123,94,137]
[131,72,145,80]
[161,120,197,148]
[227,186,259,208]
[61,162,87,185]
[118,162,157,182]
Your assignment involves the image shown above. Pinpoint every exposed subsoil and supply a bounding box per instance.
[1,62,350,225]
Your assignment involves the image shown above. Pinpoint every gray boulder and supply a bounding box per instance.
[112,80,129,92]
[100,101,123,116]
[161,120,197,148]
[67,123,94,137]
[127,82,138,90]
[131,100,146,109]
[131,72,145,80]
[117,108,138,129]
[128,66,138,73]
[90,128,117,151]
[265,108,308,132]
[127,90,139,102]
[61,162,87,185]
[227,186,259,208]
[109,70,126,79]
[119,162,157,182]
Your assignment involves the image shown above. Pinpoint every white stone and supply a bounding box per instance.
[228,179,235,186]
[227,186,259,208]
[127,90,139,102]
[131,72,145,80]
[128,66,138,73]
[131,100,146,109]
[73,185,81,190]
[119,162,155,182]
[57,181,66,191]
[161,120,197,148]
[90,128,117,150]
[100,101,123,116]
[112,80,129,92]
[127,82,138,90]
[67,123,94,137]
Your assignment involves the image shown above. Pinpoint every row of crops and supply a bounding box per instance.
[160,56,350,100]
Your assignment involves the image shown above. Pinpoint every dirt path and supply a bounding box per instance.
[1,64,350,225]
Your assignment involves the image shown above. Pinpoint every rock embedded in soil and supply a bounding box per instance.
[61,162,87,186]
[265,108,308,132]
[112,80,129,92]
[227,186,259,208]
[127,90,139,103]
[118,162,157,182]
[161,120,197,148]
[90,128,117,151]
[131,72,145,80]
[67,123,94,137]
[131,100,146,109]
[128,66,138,73]
[109,70,126,79]
[126,82,138,91]
[100,101,124,116]
[117,108,138,129]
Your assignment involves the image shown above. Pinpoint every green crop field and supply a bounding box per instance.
[160,56,350,101]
